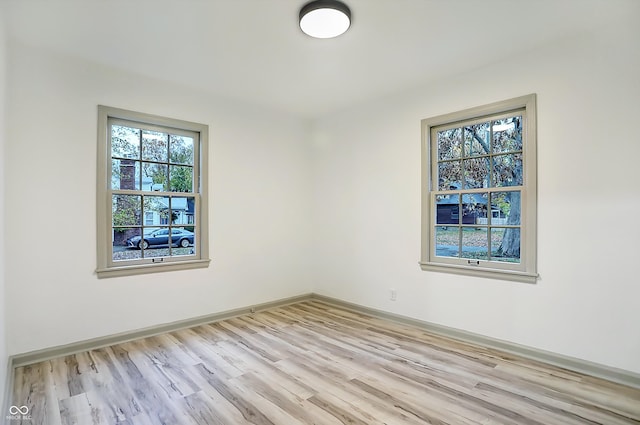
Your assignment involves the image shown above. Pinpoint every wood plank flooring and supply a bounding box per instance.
[11,301,640,424]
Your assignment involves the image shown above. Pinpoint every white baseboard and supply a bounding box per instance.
[6,292,639,404]
[310,293,640,390]
[10,293,311,368]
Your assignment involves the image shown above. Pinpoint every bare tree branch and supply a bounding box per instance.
[465,126,490,154]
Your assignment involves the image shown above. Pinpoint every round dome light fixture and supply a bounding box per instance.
[299,0,351,39]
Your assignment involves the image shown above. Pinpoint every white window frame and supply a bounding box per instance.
[96,106,210,278]
[420,94,538,283]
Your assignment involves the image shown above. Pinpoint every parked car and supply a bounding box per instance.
[126,228,194,249]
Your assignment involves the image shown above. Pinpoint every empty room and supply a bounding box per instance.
[1,0,639,424]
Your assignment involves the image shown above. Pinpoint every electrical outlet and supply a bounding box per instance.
[390,289,397,301]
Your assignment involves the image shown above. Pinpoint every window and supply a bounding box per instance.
[144,212,154,226]
[420,95,537,283]
[97,106,210,277]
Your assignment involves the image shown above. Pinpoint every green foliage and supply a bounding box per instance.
[491,192,512,216]
[112,198,139,228]
[169,136,194,192]
[171,167,193,192]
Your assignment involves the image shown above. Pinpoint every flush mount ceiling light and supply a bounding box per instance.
[299,0,351,39]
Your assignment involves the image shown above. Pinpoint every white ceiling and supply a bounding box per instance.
[1,0,631,118]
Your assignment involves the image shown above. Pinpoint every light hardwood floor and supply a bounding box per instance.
[10,301,640,424]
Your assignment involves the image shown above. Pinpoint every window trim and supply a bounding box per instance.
[420,94,538,283]
[96,106,210,278]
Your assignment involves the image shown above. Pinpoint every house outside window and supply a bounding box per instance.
[420,95,537,283]
[96,106,210,277]
[144,212,154,225]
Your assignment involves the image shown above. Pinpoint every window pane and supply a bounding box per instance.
[171,196,196,225]
[492,153,523,187]
[142,163,168,191]
[492,116,522,153]
[464,123,490,157]
[113,227,142,261]
[112,195,141,226]
[140,227,169,258]
[462,193,487,225]
[111,125,140,159]
[170,165,193,192]
[438,161,461,191]
[463,157,490,189]
[437,128,462,160]
[143,247,165,258]
[435,226,459,258]
[170,135,194,165]
[435,194,459,225]
[142,130,168,162]
[145,196,170,225]
[111,159,140,190]
[491,228,521,263]
[170,227,196,257]
[144,212,154,225]
[490,191,520,225]
[461,227,488,260]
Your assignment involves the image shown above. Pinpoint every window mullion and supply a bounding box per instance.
[167,196,172,257]
[457,191,463,258]
[140,195,146,259]
[137,129,143,190]
[461,127,466,191]
[489,121,494,191]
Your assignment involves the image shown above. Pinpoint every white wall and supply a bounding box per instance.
[5,43,314,355]
[311,17,640,374]
[0,6,8,410]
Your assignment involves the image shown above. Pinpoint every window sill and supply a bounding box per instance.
[419,261,538,284]
[97,258,211,279]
